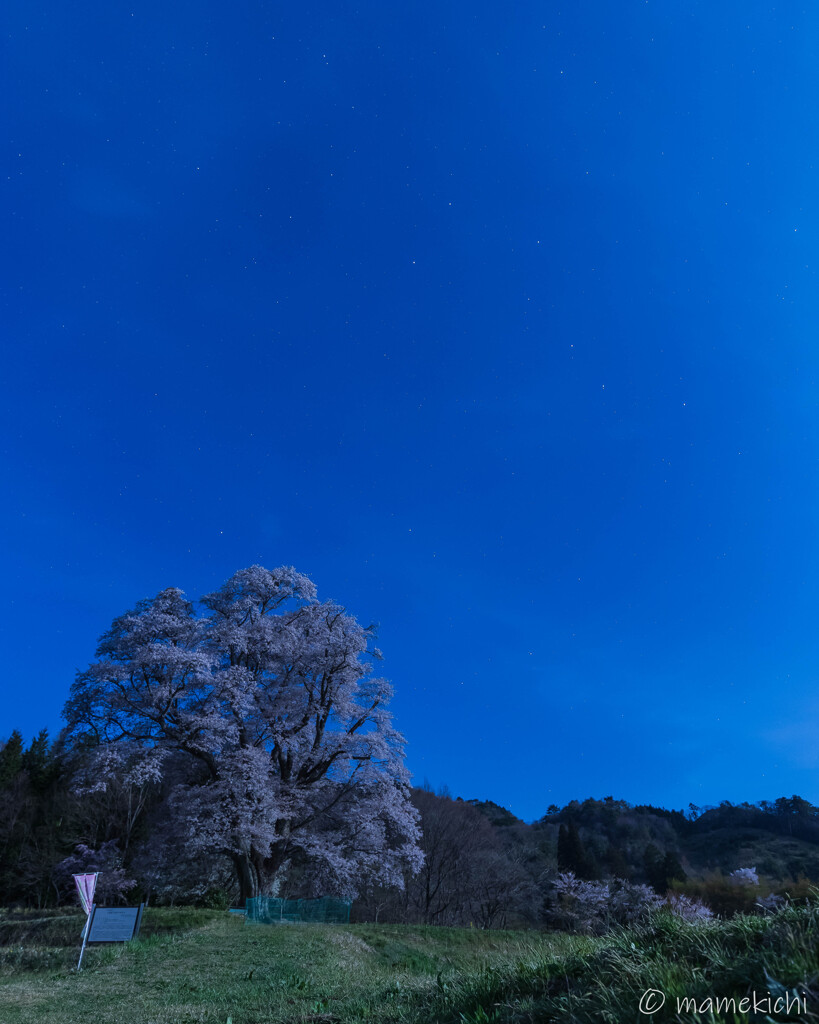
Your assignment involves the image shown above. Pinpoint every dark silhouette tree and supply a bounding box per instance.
[558,820,596,878]
[0,731,24,788]
[662,850,686,886]
[643,843,666,893]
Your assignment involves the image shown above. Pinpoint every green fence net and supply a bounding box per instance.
[245,896,352,924]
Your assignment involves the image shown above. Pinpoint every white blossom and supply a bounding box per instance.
[665,891,714,922]
[729,866,759,886]
[65,565,422,899]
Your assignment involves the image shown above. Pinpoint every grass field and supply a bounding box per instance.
[1,904,817,1023]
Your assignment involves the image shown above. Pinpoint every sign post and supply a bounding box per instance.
[76,903,96,971]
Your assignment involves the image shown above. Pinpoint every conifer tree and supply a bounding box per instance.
[0,731,24,788]
[557,823,569,871]
[21,730,52,793]
[662,850,686,885]
[643,843,666,893]
[559,820,594,878]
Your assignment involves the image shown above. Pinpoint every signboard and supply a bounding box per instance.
[77,904,144,970]
[88,906,143,943]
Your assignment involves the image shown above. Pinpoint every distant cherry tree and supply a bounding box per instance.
[65,566,422,899]
[53,840,136,905]
[728,866,759,886]
[545,872,663,933]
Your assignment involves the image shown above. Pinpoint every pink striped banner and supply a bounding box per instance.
[73,873,98,915]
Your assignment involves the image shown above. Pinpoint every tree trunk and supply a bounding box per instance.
[232,851,261,901]
[262,827,291,889]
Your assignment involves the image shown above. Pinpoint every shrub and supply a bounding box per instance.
[672,872,761,917]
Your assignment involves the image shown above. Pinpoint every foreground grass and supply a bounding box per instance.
[0,904,817,1023]
[0,909,572,1024]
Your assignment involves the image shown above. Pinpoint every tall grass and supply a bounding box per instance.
[421,903,819,1022]
[0,904,816,1022]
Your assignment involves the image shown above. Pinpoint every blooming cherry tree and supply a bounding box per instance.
[729,866,759,886]
[65,566,422,899]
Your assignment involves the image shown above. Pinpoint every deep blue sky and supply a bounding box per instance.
[3,2,818,821]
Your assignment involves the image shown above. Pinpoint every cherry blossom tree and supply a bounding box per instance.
[729,866,759,886]
[65,566,422,900]
[53,840,136,905]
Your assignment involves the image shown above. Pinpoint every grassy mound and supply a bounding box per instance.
[0,904,816,1022]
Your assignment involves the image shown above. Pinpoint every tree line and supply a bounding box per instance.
[2,564,818,924]
[3,726,819,925]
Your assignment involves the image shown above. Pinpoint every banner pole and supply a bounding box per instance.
[77,903,96,971]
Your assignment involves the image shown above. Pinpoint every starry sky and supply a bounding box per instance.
[3,2,819,822]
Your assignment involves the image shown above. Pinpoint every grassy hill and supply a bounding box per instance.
[1,904,818,1023]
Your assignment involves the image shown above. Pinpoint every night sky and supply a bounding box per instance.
[3,3,819,821]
